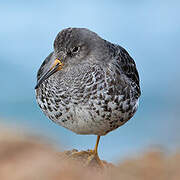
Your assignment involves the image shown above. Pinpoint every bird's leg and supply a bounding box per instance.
[89,135,100,155]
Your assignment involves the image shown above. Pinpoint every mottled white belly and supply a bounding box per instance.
[52,99,139,136]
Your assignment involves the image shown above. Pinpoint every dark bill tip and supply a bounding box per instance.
[35,63,60,89]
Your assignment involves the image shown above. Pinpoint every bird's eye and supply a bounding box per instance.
[71,46,79,54]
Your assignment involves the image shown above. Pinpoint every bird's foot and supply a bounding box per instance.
[85,150,104,168]
[68,149,104,168]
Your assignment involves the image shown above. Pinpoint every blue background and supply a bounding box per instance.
[0,0,180,162]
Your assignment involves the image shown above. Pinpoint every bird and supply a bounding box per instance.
[35,27,141,166]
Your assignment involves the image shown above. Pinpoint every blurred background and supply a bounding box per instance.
[0,0,180,162]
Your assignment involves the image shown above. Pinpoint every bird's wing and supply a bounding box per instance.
[117,46,140,89]
[37,52,54,82]
[108,45,141,97]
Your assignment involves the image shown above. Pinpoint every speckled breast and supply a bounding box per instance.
[35,63,139,136]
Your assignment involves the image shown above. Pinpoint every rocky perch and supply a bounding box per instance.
[0,127,180,180]
[59,149,114,169]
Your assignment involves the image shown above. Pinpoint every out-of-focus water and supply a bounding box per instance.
[0,0,180,161]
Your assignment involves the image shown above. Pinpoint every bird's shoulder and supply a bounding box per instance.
[105,42,141,95]
[37,52,54,82]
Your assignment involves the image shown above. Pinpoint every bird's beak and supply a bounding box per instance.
[35,59,64,89]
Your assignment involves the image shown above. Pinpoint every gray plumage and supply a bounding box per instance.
[35,28,141,136]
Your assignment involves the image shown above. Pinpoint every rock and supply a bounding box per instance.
[59,149,114,169]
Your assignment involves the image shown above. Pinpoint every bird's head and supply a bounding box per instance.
[35,28,106,89]
[54,27,104,64]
